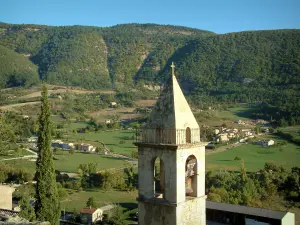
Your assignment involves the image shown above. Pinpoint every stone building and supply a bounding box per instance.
[80,207,102,224]
[135,63,206,225]
[0,185,15,210]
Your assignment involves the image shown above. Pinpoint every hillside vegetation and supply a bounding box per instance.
[0,45,39,88]
[163,30,300,124]
[165,30,300,100]
[0,23,213,88]
[0,23,299,124]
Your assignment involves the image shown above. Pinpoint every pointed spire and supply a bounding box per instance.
[145,63,199,131]
[171,62,175,77]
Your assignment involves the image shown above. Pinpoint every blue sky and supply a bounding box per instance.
[1,0,299,34]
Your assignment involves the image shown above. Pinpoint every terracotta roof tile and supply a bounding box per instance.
[80,208,97,214]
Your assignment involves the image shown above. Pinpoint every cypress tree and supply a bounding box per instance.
[19,195,36,222]
[35,85,60,225]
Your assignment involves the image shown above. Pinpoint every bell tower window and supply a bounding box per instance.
[185,155,197,198]
[153,157,165,198]
[186,127,191,143]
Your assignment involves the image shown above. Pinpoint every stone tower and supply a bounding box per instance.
[135,63,206,225]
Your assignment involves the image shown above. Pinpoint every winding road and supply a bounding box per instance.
[0,148,37,161]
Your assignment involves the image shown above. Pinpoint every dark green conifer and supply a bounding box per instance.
[19,195,36,222]
[35,85,60,225]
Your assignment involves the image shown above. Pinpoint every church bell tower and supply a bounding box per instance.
[135,63,206,225]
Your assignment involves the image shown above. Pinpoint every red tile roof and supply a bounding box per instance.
[80,207,97,214]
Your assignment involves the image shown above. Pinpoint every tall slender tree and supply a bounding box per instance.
[35,85,60,225]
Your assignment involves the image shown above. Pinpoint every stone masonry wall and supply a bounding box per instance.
[138,202,177,225]
[176,197,206,225]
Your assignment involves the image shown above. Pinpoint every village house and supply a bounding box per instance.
[227,132,235,138]
[98,205,115,220]
[0,185,15,210]
[51,140,74,150]
[239,138,248,143]
[51,140,64,149]
[241,129,253,137]
[215,128,239,143]
[80,207,102,224]
[255,119,268,124]
[110,102,117,107]
[80,143,96,152]
[256,139,275,147]
[105,119,111,124]
[61,143,74,150]
[218,133,229,142]
[79,205,115,224]
[236,120,246,125]
[27,136,37,143]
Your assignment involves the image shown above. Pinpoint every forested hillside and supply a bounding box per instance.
[161,30,300,124]
[100,24,214,86]
[31,29,111,89]
[0,23,213,88]
[0,45,39,88]
[0,22,299,124]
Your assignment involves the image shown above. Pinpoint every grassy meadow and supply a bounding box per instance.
[61,189,137,212]
[53,152,132,173]
[65,130,136,156]
[278,125,300,135]
[206,135,300,172]
[195,105,259,127]
[3,152,133,173]
[0,149,35,160]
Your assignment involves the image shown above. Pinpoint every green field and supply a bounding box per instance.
[278,125,300,135]
[1,159,36,173]
[61,189,137,212]
[221,106,258,120]
[206,135,300,172]
[69,121,88,129]
[65,130,136,156]
[3,152,133,173]
[2,130,136,173]
[0,149,35,160]
[54,152,131,172]
[195,105,258,127]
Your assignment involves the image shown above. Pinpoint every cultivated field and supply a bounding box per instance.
[20,88,115,99]
[88,99,155,123]
[0,101,40,111]
[88,107,139,122]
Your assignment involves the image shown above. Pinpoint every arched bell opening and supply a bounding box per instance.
[186,127,191,143]
[185,155,197,198]
[153,157,165,198]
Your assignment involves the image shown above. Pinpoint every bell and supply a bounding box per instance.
[185,177,193,194]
